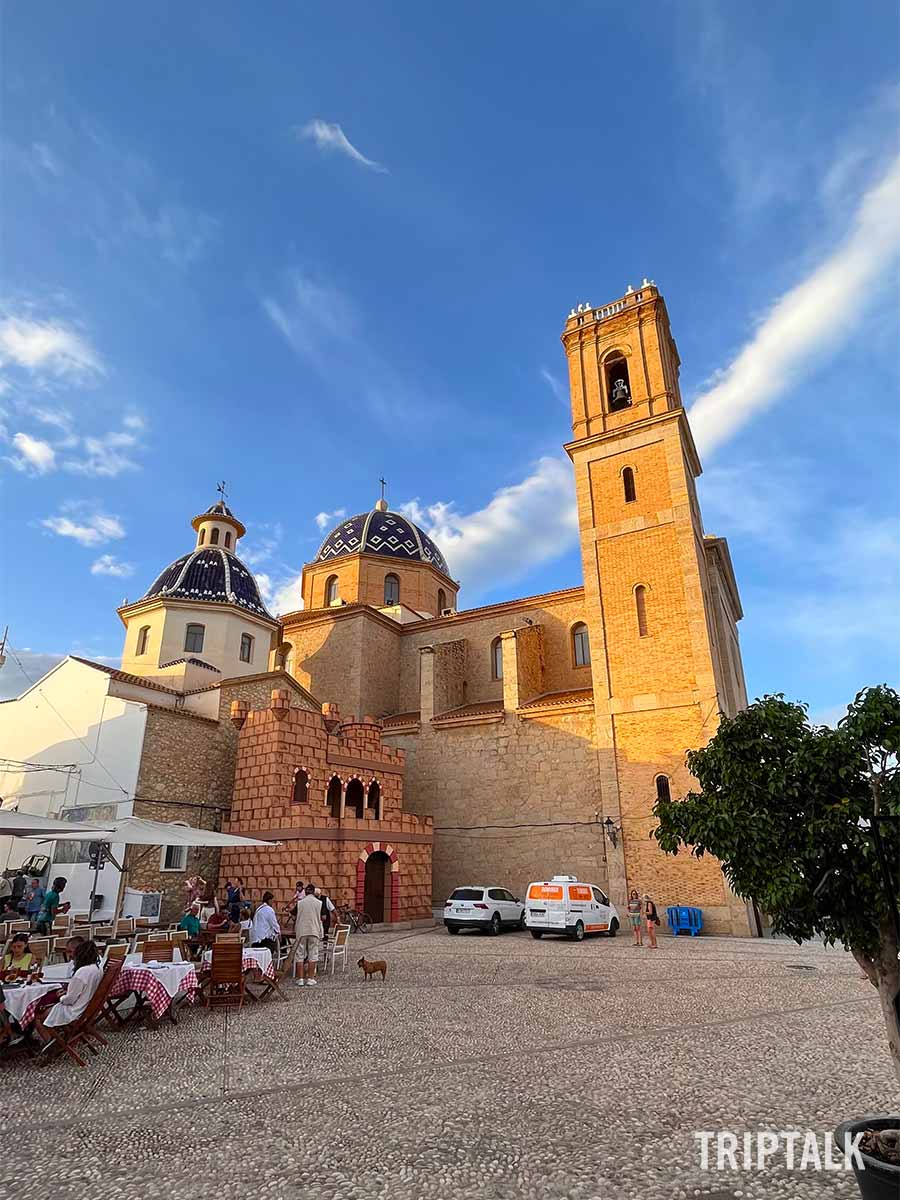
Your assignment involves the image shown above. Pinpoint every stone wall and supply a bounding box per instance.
[387,705,608,905]
[433,639,467,715]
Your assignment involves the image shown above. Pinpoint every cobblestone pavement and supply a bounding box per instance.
[0,929,896,1200]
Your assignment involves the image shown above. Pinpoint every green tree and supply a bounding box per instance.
[653,685,900,1083]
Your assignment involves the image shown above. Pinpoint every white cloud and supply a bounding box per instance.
[32,142,62,176]
[402,456,579,597]
[0,315,103,380]
[41,510,125,547]
[256,571,303,616]
[65,429,140,477]
[296,120,387,174]
[124,198,220,268]
[540,367,569,408]
[690,153,900,457]
[315,507,346,532]
[90,553,134,578]
[8,431,56,474]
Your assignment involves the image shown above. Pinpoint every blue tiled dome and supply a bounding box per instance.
[315,508,451,577]
[142,548,272,618]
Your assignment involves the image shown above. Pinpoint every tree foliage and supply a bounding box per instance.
[652,686,900,959]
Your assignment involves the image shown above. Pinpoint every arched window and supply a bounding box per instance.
[491,636,503,681]
[634,586,649,638]
[623,467,636,503]
[655,775,671,804]
[437,588,447,614]
[184,623,205,653]
[367,780,381,820]
[292,768,309,805]
[199,529,206,545]
[572,622,591,667]
[605,354,631,411]
[136,625,151,656]
[384,573,400,605]
[327,776,342,819]
[240,633,254,664]
[224,531,232,549]
[210,528,220,545]
[325,575,339,605]
[345,778,365,819]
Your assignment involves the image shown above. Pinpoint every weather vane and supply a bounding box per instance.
[217,479,228,504]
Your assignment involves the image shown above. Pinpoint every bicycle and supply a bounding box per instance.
[335,905,373,934]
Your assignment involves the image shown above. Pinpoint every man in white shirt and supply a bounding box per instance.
[294,883,324,986]
[251,891,281,956]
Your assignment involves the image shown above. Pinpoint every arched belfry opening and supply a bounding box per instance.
[345,777,365,819]
[605,354,631,411]
[327,775,342,818]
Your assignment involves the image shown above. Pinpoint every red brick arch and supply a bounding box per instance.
[356,842,400,923]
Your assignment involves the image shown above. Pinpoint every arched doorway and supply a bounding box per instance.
[364,851,390,922]
[345,778,365,819]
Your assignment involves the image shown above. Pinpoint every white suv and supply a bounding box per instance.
[443,887,525,935]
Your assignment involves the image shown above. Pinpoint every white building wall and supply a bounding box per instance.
[0,658,146,918]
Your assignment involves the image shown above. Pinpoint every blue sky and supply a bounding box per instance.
[1,2,898,720]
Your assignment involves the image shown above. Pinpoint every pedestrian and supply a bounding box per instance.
[10,871,27,913]
[24,878,45,926]
[317,887,335,944]
[294,883,324,987]
[226,878,243,923]
[35,877,67,936]
[283,879,304,922]
[642,893,660,949]
[627,889,643,946]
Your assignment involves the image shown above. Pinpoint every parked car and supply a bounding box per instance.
[524,875,619,940]
[443,886,525,935]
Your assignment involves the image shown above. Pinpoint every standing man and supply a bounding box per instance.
[294,883,324,987]
[10,871,27,914]
[35,877,68,935]
[24,879,45,928]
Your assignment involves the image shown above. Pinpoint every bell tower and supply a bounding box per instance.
[562,283,750,935]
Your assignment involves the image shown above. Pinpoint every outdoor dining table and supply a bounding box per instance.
[200,946,274,980]
[2,963,72,1030]
[108,959,200,1024]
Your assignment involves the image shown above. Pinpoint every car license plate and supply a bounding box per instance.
[454,906,469,914]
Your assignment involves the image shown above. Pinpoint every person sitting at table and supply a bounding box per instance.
[62,935,85,962]
[178,903,202,938]
[238,906,253,939]
[206,908,230,934]
[1,933,34,979]
[33,940,103,1042]
[251,892,281,956]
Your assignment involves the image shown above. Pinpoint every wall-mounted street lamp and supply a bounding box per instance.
[602,815,622,850]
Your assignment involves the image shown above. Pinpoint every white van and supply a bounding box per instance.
[524,875,619,941]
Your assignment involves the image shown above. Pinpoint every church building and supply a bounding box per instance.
[0,283,750,934]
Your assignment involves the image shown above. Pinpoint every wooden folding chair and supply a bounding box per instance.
[205,943,245,1008]
[42,958,124,1068]
[115,918,135,938]
[28,937,51,965]
[214,933,241,944]
[7,921,30,935]
[52,916,70,936]
[104,943,129,962]
[141,941,174,963]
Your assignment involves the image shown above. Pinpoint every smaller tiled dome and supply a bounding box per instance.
[142,548,272,618]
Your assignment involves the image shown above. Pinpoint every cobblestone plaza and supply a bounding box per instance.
[1,928,897,1200]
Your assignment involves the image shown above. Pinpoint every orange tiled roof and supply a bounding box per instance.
[432,700,504,722]
[519,688,594,710]
[382,710,421,728]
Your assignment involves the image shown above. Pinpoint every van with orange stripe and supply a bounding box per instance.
[524,875,619,941]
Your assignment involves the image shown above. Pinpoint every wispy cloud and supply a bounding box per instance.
[123,198,220,268]
[690,153,900,457]
[256,571,303,617]
[42,507,125,547]
[64,428,142,478]
[90,553,134,578]
[314,507,346,532]
[8,431,56,474]
[0,314,103,381]
[539,367,569,408]
[402,456,578,598]
[296,120,387,174]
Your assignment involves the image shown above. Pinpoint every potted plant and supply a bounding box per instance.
[653,686,900,1199]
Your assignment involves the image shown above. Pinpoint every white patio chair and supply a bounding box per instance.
[323,924,350,975]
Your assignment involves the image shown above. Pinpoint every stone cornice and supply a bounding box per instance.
[302,550,458,590]
[117,594,279,630]
[564,407,702,478]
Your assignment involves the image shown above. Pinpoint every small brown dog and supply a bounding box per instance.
[357,956,387,981]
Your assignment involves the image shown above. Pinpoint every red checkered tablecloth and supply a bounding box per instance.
[200,948,275,980]
[109,964,200,1020]
[13,984,65,1030]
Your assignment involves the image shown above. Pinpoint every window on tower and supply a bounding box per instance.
[384,573,400,605]
[655,775,671,804]
[325,575,339,605]
[634,586,649,638]
[437,588,447,614]
[224,531,232,549]
[184,623,205,653]
[623,466,636,503]
[136,625,151,656]
[605,354,632,412]
[210,528,220,545]
[199,529,206,545]
[240,633,254,663]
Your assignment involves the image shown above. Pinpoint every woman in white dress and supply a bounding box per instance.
[34,940,103,1040]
